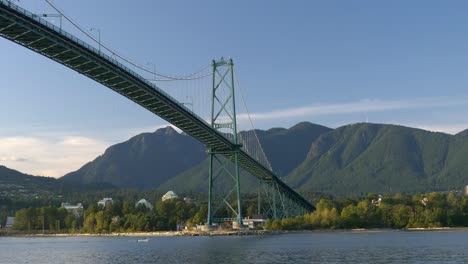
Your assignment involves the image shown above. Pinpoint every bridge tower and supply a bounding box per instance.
[207,58,243,226]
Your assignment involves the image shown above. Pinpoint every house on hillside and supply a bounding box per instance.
[61,203,84,218]
[371,195,383,206]
[136,199,153,210]
[183,197,195,203]
[162,191,179,201]
[421,197,429,206]
[98,197,114,208]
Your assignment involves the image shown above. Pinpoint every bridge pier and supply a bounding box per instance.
[206,58,243,227]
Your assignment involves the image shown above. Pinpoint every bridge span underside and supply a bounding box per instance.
[0,1,315,215]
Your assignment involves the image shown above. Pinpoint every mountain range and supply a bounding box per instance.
[2,122,468,197]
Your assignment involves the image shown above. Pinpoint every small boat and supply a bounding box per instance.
[137,238,149,242]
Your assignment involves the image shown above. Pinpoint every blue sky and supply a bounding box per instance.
[2,0,468,177]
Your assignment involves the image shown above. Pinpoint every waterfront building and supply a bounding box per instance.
[240,215,266,230]
[162,191,179,201]
[98,197,114,208]
[5,216,14,229]
[136,199,153,210]
[61,203,84,218]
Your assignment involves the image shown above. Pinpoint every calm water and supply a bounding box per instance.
[1,230,468,263]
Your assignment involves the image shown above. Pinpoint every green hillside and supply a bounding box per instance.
[287,123,466,196]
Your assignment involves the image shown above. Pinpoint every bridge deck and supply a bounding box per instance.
[0,0,314,212]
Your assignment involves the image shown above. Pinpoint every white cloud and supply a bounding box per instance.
[60,136,100,147]
[0,136,109,178]
[237,96,468,121]
[0,156,27,162]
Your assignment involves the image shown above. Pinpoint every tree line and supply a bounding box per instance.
[12,198,207,233]
[7,188,263,233]
[266,192,468,230]
[10,191,468,233]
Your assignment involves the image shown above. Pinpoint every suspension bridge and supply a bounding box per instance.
[0,0,315,226]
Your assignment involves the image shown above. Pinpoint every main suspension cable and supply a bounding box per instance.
[44,0,210,81]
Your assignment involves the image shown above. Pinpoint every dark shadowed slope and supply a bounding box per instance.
[61,127,206,189]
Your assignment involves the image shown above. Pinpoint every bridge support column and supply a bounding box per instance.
[207,58,243,227]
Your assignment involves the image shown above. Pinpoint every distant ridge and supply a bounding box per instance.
[0,165,61,196]
[0,165,54,183]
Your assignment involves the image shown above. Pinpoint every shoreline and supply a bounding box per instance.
[0,230,279,237]
[2,227,468,238]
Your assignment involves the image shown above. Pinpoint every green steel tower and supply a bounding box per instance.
[207,58,243,226]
